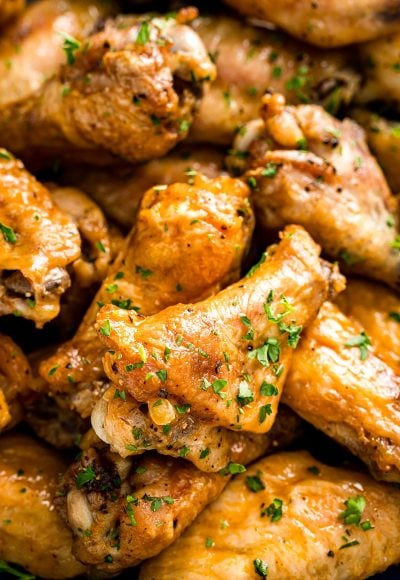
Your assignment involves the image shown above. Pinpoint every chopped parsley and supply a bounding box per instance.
[241,315,255,340]
[219,462,246,476]
[344,332,371,360]
[136,21,150,45]
[99,320,111,337]
[389,311,400,322]
[205,537,215,548]
[75,466,96,489]
[200,448,210,459]
[246,474,265,493]
[60,32,81,65]
[0,561,36,580]
[246,253,267,278]
[259,404,272,424]
[212,379,228,397]
[113,389,126,401]
[307,466,320,476]
[0,222,17,243]
[261,162,279,178]
[156,369,167,382]
[136,265,153,278]
[95,241,106,253]
[237,381,254,406]
[338,495,373,530]
[175,403,190,414]
[260,382,278,396]
[248,338,281,367]
[253,558,268,577]
[262,498,283,522]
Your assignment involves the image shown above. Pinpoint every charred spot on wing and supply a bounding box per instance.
[378,4,400,22]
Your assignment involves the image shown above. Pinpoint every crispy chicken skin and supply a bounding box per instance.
[96,225,343,436]
[67,146,226,229]
[0,150,81,327]
[351,109,400,193]
[283,301,400,483]
[56,408,300,574]
[224,0,400,48]
[190,15,359,145]
[0,333,31,431]
[242,94,400,290]
[0,433,86,579]
[358,33,400,106]
[336,278,400,375]
[0,0,24,27]
[141,450,400,580]
[39,175,254,417]
[0,9,216,165]
[0,0,114,108]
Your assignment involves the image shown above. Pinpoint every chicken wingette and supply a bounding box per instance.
[92,387,271,471]
[351,109,400,193]
[39,174,254,418]
[96,225,343,438]
[0,0,24,27]
[283,301,400,483]
[190,15,359,145]
[55,408,300,574]
[336,278,400,375]
[0,333,31,431]
[242,94,400,290]
[0,0,114,110]
[0,149,81,326]
[0,9,216,165]
[66,146,226,229]
[224,0,400,48]
[0,433,86,579]
[141,450,400,580]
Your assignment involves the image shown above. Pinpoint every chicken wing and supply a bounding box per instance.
[283,301,400,483]
[65,146,226,229]
[96,225,343,437]
[224,0,400,48]
[190,15,359,145]
[0,9,216,166]
[242,94,400,290]
[0,333,31,431]
[92,387,271,471]
[0,0,24,27]
[0,150,81,327]
[0,433,86,579]
[141,450,400,580]
[55,407,300,574]
[39,174,254,418]
[0,0,114,109]
[336,278,400,375]
[351,109,400,193]
[358,32,400,106]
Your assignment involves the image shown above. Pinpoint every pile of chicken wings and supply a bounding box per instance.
[0,1,400,578]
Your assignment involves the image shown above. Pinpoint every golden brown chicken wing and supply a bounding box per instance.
[0,433,86,579]
[224,0,400,48]
[283,301,400,483]
[0,150,81,327]
[56,407,300,574]
[336,278,400,375]
[242,94,400,290]
[0,9,216,166]
[0,0,114,109]
[0,0,24,27]
[0,333,31,431]
[39,174,254,418]
[351,109,400,193]
[358,32,400,106]
[66,146,226,229]
[92,387,271,471]
[141,450,400,580]
[190,15,359,145]
[96,226,343,440]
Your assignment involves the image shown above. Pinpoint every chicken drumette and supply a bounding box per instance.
[283,301,400,483]
[240,94,400,290]
[141,450,400,579]
[0,9,215,166]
